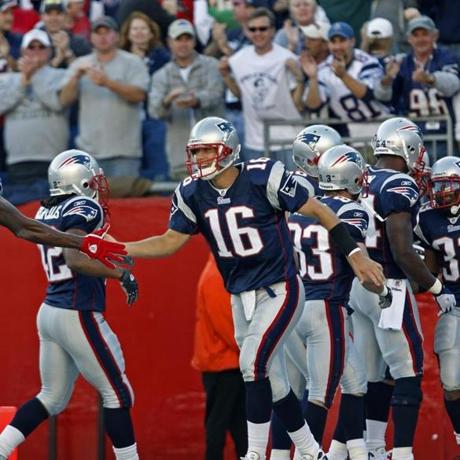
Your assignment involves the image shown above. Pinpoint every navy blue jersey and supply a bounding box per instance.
[392,47,458,135]
[35,196,105,311]
[362,167,420,278]
[293,171,323,198]
[416,204,460,305]
[289,196,368,304]
[169,159,310,294]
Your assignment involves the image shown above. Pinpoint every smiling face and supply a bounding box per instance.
[128,17,153,48]
[247,15,274,52]
[22,39,51,64]
[328,35,354,62]
[42,8,65,33]
[168,33,195,60]
[408,28,437,56]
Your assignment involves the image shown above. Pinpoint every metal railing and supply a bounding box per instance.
[263,115,454,163]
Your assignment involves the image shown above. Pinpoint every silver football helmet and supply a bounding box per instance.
[372,117,426,170]
[318,144,367,196]
[48,149,109,202]
[292,125,342,177]
[429,156,460,213]
[185,117,241,180]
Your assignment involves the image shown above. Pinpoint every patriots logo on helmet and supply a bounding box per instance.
[387,185,419,206]
[217,121,233,134]
[58,154,91,169]
[63,205,98,222]
[330,151,360,168]
[398,124,422,137]
[297,132,320,149]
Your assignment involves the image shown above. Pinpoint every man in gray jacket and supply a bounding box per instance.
[0,29,69,204]
[149,19,225,181]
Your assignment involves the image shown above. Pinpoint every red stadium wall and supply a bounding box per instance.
[0,197,458,459]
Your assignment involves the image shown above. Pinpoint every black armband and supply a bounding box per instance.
[330,222,360,257]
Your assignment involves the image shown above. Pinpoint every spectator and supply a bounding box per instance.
[120,11,170,181]
[64,0,91,40]
[191,253,247,460]
[370,0,420,53]
[0,0,22,70]
[149,19,225,181]
[0,29,69,203]
[59,16,149,177]
[274,0,329,56]
[361,17,394,61]
[38,0,91,68]
[220,7,303,166]
[304,21,389,137]
[116,0,175,43]
[378,16,460,159]
[292,21,329,113]
[0,0,22,174]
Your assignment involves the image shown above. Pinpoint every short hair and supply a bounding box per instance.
[247,7,276,28]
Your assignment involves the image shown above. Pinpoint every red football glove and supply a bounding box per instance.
[80,233,128,269]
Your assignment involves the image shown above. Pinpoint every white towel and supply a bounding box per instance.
[241,290,257,321]
[378,279,407,330]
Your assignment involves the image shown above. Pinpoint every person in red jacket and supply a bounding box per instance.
[192,253,247,460]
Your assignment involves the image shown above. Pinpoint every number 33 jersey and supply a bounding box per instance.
[35,196,105,311]
[416,204,460,305]
[169,159,310,294]
[288,196,368,304]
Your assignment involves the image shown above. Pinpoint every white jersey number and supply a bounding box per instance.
[289,222,333,280]
[205,206,264,257]
[39,245,73,282]
[361,193,382,249]
[432,236,460,282]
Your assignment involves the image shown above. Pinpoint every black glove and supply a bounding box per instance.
[120,270,138,306]
[378,285,392,309]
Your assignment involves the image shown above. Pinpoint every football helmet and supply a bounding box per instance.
[185,117,241,180]
[292,124,342,177]
[429,156,460,213]
[48,149,110,213]
[318,144,367,196]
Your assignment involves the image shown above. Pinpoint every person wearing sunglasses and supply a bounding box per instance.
[219,7,303,169]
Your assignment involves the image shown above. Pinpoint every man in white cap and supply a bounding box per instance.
[0,29,69,204]
[362,17,394,60]
[149,18,225,181]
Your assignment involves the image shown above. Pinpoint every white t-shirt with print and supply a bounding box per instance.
[229,43,302,151]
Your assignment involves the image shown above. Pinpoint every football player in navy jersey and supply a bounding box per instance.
[350,117,456,460]
[288,145,375,459]
[124,116,385,460]
[415,156,460,448]
[0,179,126,268]
[0,150,140,460]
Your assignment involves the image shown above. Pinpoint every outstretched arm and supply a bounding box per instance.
[125,228,191,258]
[0,196,83,248]
[297,197,385,288]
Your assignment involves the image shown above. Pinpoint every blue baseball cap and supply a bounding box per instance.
[328,22,354,40]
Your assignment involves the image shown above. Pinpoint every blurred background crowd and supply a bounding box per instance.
[0,0,459,204]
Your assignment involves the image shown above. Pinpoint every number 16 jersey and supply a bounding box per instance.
[169,159,310,294]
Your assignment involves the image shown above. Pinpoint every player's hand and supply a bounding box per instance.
[80,233,127,269]
[434,284,456,314]
[378,284,393,309]
[119,270,139,306]
[347,250,385,289]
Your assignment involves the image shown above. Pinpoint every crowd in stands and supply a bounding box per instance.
[0,0,460,203]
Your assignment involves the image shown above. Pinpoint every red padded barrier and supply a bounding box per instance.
[0,198,458,459]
